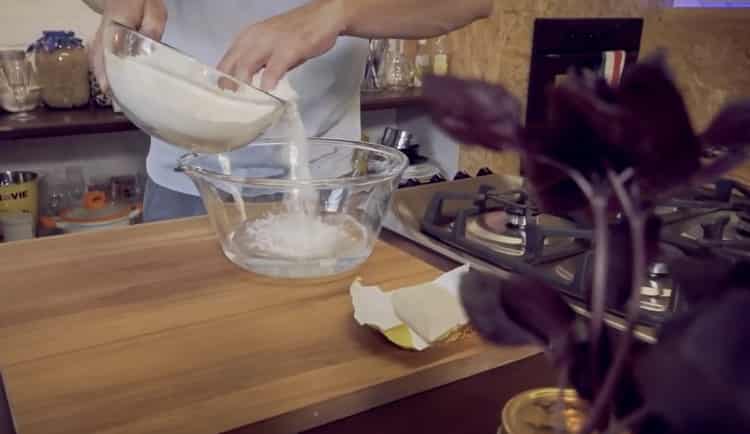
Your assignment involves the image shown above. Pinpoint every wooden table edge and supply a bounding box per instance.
[223,348,540,434]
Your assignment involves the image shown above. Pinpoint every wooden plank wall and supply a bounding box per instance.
[435,2,750,182]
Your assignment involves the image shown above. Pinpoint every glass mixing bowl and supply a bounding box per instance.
[103,21,285,154]
[178,139,409,278]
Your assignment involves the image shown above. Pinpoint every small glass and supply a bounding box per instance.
[45,181,71,216]
[65,166,86,205]
[0,48,42,118]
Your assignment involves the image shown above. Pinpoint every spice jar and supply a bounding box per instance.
[29,31,90,108]
[499,388,603,434]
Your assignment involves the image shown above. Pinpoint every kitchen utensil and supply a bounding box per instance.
[380,127,399,147]
[394,130,413,151]
[0,49,41,115]
[177,138,408,278]
[43,201,141,234]
[0,171,39,228]
[0,211,35,242]
[380,127,413,151]
[102,21,286,154]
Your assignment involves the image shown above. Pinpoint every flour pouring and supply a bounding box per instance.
[101,21,408,278]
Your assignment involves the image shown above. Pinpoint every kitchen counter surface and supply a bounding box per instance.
[0,218,538,434]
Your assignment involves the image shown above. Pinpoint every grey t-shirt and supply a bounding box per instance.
[147,0,368,195]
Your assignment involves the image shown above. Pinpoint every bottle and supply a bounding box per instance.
[413,39,433,87]
[432,36,449,76]
[385,39,414,91]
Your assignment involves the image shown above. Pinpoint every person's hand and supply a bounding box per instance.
[217,0,349,91]
[89,0,167,92]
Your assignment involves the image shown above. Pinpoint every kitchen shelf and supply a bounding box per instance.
[0,89,425,141]
[360,87,425,111]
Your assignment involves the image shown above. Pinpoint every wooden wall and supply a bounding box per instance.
[439,3,750,181]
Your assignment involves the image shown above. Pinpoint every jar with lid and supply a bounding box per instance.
[500,388,588,434]
[29,31,90,108]
[432,35,450,76]
[413,39,433,87]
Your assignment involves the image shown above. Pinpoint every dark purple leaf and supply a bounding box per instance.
[615,53,702,199]
[566,329,613,402]
[581,217,663,311]
[459,271,575,348]
[669,257,750,307]
[701,100,750,149]
[458,270,535,346]
[423,75,523,150]
[634,291,750,434]
[501,276,576,346]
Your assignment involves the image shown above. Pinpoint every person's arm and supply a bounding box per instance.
[340,0,494,39]
[81,0,105,14]
[218,0,493,90]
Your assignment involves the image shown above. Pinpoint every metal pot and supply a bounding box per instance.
[0,171,39,232]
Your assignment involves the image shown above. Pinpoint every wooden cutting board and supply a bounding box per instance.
[0,217,536,434]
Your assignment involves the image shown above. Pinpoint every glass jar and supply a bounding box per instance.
[384,39,414,91]
[29,31,90,108]
[413,39,433,87]
[432,36,450,76]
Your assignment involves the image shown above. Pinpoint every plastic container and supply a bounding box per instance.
[177,139,408,278]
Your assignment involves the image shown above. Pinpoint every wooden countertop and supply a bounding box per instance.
[0,218,536,434]
[0,89,424,141]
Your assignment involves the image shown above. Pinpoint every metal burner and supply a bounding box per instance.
[422,186,590,269]
[507,213,529,229]
[641,262,674,313]
[463,210,573,257]
[554,243,683,322]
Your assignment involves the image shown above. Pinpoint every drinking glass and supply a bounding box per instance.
[65,166,86,205]
[0,48,41,118]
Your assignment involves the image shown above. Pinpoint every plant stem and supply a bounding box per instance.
[581,169,647,434]
[588,188,610,398]
[605,407,649,434]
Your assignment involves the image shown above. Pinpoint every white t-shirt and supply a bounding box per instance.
[147,0,369,195]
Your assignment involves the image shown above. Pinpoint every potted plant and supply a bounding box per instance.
[423,53,750,434]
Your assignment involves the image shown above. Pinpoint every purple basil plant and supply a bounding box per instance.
[423,53,750,434]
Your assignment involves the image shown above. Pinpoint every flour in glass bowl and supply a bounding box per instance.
[232,100,369,264]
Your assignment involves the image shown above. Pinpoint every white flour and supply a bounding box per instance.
[238,100,368,260]
[106,50,366,261]
[105,51,287,153]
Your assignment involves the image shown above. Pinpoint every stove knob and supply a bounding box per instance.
[430,174,447,184]
[477,167,494,177]
[454,171,471,180]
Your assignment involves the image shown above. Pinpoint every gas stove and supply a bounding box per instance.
[384,172,750,331]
